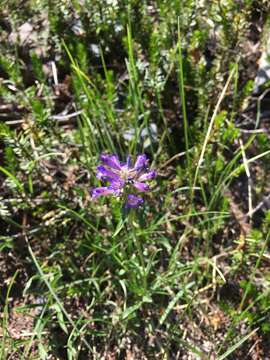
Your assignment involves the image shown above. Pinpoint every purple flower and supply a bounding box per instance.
[126,194,144,208]
[92,153,157,208]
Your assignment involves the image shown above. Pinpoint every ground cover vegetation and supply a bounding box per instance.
[0,0,270,358]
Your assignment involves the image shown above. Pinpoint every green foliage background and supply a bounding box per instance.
[0,0,270,358]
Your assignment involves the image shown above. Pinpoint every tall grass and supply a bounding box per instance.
[0,1,270,358]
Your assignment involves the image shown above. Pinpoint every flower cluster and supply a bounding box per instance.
[92,154,157,208]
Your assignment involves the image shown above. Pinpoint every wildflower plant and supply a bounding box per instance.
[92,153,157,294]
[92,153,157,208]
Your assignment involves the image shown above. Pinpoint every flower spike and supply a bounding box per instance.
[92,153,157,208]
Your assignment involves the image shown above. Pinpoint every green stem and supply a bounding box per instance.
[129,210,147,291]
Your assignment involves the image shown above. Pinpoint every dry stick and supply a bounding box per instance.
[224,149,270,223]
[51,61,59,86]
[247,193,270,218]
[174,68,237,257]
[193,66,236,192]
[240,139,253,220]
[237,128,268,134]
[159,151,187,170]
[49,110,83,121]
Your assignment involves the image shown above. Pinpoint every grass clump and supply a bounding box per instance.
[0,1,270,358]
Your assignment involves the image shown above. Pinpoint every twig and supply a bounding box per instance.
[237,128,268,134]
[159,150,190,170]
[193,66,236,189]
[247,193,270,218]
[51,61,59,86]
[49,110,83,121]
[240,139,253,220]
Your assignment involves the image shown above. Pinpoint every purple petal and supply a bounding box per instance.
[138,170,157,182]
[126,194,144,208]
[126,155,132,169]
[109,179,125,190]
[92,186,117,199]
[134,154,148,170]
[133,182,149,192]
[100,154,121,170]
[96,165,120,182]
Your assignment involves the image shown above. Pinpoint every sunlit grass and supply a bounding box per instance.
[0,1,270,358]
